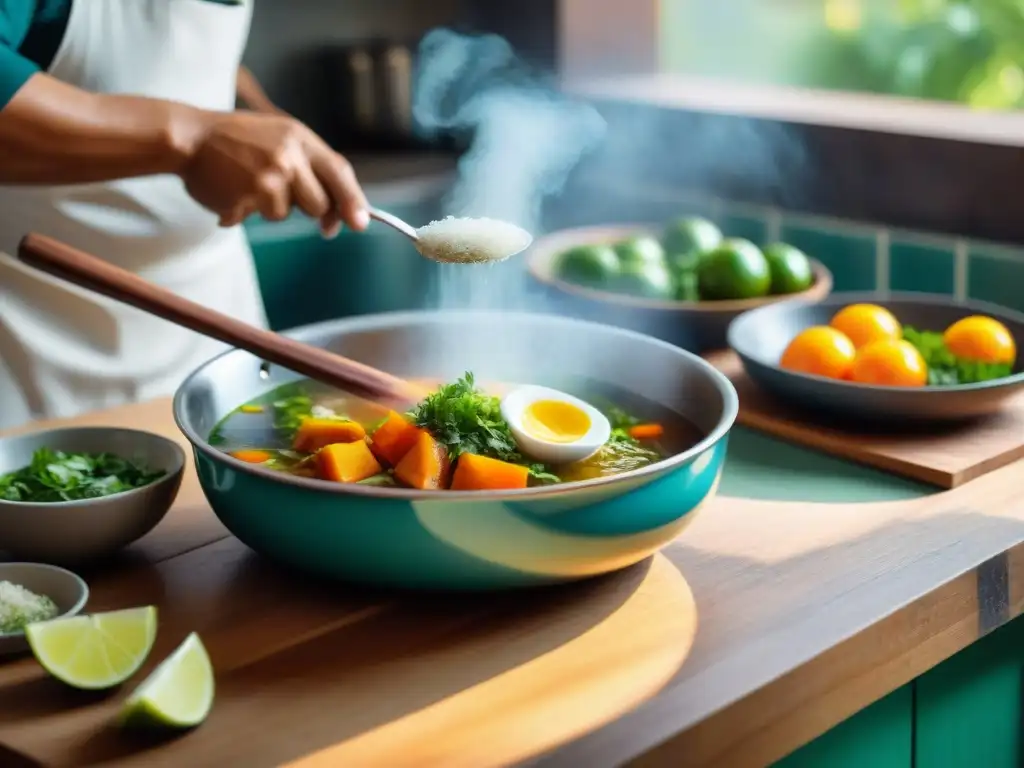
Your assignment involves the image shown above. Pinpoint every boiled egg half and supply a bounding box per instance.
[500,385,611,465]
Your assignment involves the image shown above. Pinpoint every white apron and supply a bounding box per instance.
[0,0,267,430]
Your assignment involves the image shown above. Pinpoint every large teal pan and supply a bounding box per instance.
[174,311,737,591]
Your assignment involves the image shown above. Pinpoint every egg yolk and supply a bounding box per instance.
[522,400,591,443]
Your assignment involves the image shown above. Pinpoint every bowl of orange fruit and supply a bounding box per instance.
[727,293,1024,422]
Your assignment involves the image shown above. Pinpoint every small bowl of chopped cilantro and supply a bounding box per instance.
[729,292,1024,423]
[0,561,88,655]
[0,428,185,564]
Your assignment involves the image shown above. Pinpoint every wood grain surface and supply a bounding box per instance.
[704,349,1024,488]
[3,399,1024,767]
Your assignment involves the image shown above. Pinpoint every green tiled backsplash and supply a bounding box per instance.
[247,183,1024,333]
[246,200,444,331]
[562,190,1024,314]
[719,203,1024,312]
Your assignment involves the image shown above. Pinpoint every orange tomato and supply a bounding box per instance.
[829,304,902,349]
[943,315,1016,364]
[850,339,928,387]
[780,326,857,380]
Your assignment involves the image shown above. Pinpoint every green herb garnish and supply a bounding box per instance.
[590,403,664,471]
[208,422,227,447]
[267,383,355,440]
[358,473,399,487]
[408,372,559,483]
[262,450,308,472]
[602,427,662,470]
[605,406,641,432]
[528,466,562,484]
[408,373,514,459]
[273,395,313,434]
[271,386,314,437]
[903,325,1014,385]
[0,448,166,503]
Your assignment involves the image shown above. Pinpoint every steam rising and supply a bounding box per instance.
[406,29,608,378]
[403,28,804,387]
[414,29,606,235]
[399,28,806,387]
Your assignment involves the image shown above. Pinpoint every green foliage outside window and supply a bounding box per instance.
[816,0,1024,108]
[662,0,1024,109]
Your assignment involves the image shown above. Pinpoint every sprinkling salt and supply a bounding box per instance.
[0,580,58,634]
[415,216,533,264]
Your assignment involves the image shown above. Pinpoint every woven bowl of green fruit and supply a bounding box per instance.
[526,217,832,352]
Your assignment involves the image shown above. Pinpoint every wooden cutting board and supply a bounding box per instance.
[0,406,700,768]
[704,350,1024,488]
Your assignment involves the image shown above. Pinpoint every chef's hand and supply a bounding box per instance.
[179,110,369,237]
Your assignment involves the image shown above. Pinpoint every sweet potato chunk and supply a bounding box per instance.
[450,453,529,491]
[370,410,422,466]
[317,441,383,484]
[230,449,273,464]
[393,431,451,490]
[293,418,367,452]
[628,423,664,440]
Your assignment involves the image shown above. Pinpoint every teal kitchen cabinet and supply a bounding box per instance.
[245,199,442,331]
[773,615,1024,767]
[914,615,1024,768]
[773,685,913,768]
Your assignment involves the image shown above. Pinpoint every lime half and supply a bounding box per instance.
[119,632,214,730]
[26,606,157,690]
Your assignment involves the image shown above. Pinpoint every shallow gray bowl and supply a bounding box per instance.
[728,292,1024,423]
[0,562,89,656]
[0,427,185,564]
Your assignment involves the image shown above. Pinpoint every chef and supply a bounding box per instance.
[0,0,370,430]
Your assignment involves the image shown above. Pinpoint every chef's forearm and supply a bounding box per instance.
[0,73,204,184]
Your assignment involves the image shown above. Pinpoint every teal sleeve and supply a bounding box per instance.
[0,0,40,109]
[0,44,38,108]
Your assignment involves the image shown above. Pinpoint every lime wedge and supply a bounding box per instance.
[119,632,214,729]
[26,606,157,690]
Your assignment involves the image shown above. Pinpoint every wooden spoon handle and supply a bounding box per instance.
[17,233,425,406]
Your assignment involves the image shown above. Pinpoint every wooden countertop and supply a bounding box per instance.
[3,398,1024,767]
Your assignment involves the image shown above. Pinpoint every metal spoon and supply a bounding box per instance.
[369,207,420,243]
[368,207,533,264]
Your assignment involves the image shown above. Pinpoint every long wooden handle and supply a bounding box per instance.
[17,233,425,406]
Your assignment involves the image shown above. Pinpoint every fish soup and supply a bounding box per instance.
[210,373,705,492]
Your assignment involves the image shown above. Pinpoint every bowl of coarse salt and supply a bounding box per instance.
[0,562,89,656]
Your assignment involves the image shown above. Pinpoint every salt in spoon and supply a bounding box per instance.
[369,207,533,264]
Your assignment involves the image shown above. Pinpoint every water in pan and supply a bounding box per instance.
[209,376,705,490]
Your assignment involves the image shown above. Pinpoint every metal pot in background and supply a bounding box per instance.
[378,41,415,142]
[325,39,454,153]
[331,42,377,147]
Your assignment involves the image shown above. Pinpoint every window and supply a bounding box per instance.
[664,0,1024,109]
[561,0,1024,111]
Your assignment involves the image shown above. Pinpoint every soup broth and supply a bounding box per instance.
[210,375,705,491]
